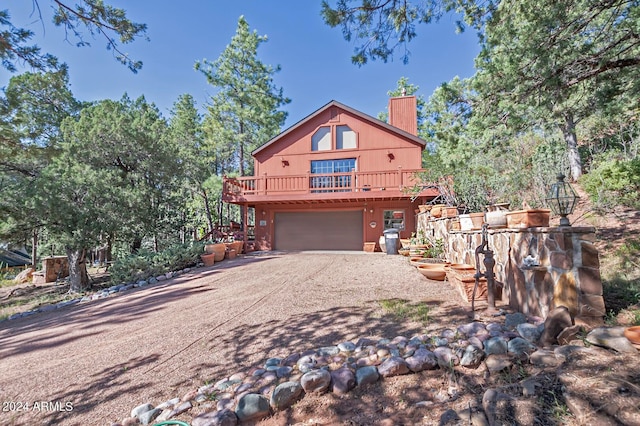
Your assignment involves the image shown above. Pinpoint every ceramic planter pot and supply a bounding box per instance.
[430,204,446,218]
[443,206,459,218]
[205,243,227,261]
[485,210,508,228]
[363,242,376,252]
[624,326,640,346]
[417,263,447,281]
[200,253,215,267]
[459,214,472,231]
[469,212,485,230]
[506,209,551,228]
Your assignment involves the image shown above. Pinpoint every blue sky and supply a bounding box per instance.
[3,1,481,128]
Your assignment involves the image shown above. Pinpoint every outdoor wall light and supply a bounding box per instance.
[281,158,289,167]
[387,152,395,162]
[545,173,579,226]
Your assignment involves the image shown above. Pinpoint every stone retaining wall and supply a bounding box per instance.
[417,214,604,326]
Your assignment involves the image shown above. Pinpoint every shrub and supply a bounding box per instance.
[109,242,204,285]
[582,155,640,209]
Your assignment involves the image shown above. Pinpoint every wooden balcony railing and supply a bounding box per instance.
[223,169,426,201]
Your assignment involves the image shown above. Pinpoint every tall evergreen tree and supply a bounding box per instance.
[1,1,147,73]
[195,16,290,176]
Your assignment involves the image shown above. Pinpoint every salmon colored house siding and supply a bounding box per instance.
[251,200,419,251]
[253,106,423,177]
[222,97,436,251]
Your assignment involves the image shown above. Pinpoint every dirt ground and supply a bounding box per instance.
[0,252,474,426]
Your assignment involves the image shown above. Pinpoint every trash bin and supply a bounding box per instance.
[383,228,400,255]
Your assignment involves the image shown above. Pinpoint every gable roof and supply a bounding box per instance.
[253,100,426,156]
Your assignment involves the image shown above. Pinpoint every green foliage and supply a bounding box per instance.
[1,1,147,73]
[378,298,430,325]
[582,155,640,209]
[109,242,204,285]
[321,0,496,65]
[195,16,290,176]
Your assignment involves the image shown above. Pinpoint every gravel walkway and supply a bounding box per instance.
[0,252,464,425]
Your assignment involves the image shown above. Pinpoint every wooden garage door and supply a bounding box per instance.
[274,211,363,251]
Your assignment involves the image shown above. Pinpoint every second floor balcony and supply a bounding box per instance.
[223,168,435,204]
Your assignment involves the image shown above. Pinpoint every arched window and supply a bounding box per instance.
[336,125,357,149]
[311,127,331,151]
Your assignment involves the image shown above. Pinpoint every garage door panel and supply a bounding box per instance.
[275,211,363,251]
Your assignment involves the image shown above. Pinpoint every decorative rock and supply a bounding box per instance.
[355,366,379,386]
[192,409,238,426]
[138,408,162,425]
[377,356,410,377]
[434,337,449,347]
[270,381,304,410]
[504,312,527,329]
[331,367,356,395]
[301,369,332,393]
[539,306,573,347]
[484,337,508,355]
[148,277,158,285]
[405,348,438,372]
[276,366,293,378]
[457,322,487,337]
[121,417,140,426]
[516,323,543,343]
[264,357,281,367]
[282,353,300,366]
[557,324,582,345]
[156,275,166,281]
[529,349,562,367]
[338,341,356,352]
[433,346,458,368]
[157,397,180,410]
[298,362,315,374]
[507,337,537,356]
[586,327,638,353]
[235,394,270,422]
[460,345,484,368]
[131,403,154,418]
[216,399,234,411]
[485,354,512,373]
[318,346,340,356]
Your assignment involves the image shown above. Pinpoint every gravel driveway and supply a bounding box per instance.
[0,252,464,425]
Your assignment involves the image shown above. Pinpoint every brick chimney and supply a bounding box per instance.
[388,95,418,136]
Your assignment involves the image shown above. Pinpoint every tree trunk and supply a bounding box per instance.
[131,237,142,253]
[562,113,583,181]
[239,120,245,176]
[31,228,38,268]
[67,247,90,293]
[201,185,215,238]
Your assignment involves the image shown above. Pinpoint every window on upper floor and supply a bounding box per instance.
[311,125,358,151]
[336,125,357,149]
[311,126,331,151]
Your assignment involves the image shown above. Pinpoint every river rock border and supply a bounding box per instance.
[114,311,637,426]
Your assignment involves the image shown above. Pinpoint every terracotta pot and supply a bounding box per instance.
[225,241,244,254]
[430,204,446,218]
[400,238,411,248]
[417,264,447,281]
[200,253,215,267]
[363,242,376,253]
[398,248,410,256]
[469,212,485,230]
[506,209,551,229]
[443,206,459,218]
[206,243,227,261]
[624,326,640,346]
[418,205,431,213]
[225,249,237,260]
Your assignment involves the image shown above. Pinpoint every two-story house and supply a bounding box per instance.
[222,96,437,251]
